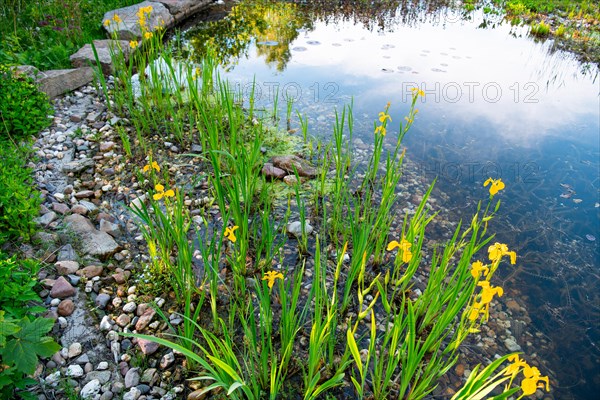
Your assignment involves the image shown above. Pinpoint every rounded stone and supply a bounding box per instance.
[58,299,75,316]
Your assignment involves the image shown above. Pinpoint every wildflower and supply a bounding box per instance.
[387,238,412,263]
[484,177,505,196]
[467,303,483,321]
[112,14,122,24]
[153,184,174,200]
[478,281,503,304]
[520,365,550,397]
[505,354,528,378]
[470,260,489,279]
[262,270,284,289]
[375,125,386,136]
[224,225,238,243]
[404,116,413,124]
[410,87,425,97]
[488,242,517,264]
[103,19,111,27]
[378,111,391,123]
[143,161,160,173]
[144,31,153,39]
[193,67,201,80]
[129,40,139,49]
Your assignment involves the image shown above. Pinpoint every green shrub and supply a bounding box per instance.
[0,252,60,400]
[0,254,44,319]
[0,64,52,142]
[0,144,41,245]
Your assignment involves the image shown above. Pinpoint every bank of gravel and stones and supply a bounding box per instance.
[20,1,560,399]
[26,78,559,399]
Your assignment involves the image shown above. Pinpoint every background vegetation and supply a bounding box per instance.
[0,0,138,70]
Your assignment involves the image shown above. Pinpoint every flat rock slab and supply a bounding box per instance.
[64,214,120,260]
[103,1,174,40]
[70,40,133,76]
[36,67,95,99]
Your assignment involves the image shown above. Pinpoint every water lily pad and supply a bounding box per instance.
[306,40,321,45]
[332,43,342,47]
[397,66,412,71]
[431,68,446,73]
[292,46,307,52]
[585,234,596,241]
[381,68,394,73]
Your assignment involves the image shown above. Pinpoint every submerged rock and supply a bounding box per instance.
[271,155,318,177]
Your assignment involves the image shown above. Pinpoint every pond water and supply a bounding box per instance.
[182,1,599,398]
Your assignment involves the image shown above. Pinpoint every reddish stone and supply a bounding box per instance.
[50,276,75,299]
[57,299,75,316]
[137,338,159,355]
[135,308,156,331]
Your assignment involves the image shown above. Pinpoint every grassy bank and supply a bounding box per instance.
[90,6,553,399]
[470,0,600,64]
[0,0,138,70]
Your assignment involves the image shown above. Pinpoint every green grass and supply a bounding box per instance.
[0,0,138,70]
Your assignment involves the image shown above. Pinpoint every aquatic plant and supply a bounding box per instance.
[108,9,551,398]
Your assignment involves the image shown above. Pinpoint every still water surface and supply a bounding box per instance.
[184,1,599,398]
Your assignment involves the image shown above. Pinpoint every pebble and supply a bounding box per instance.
[100,315,113,331]
[116,313,131,327]
[123,301,137,313]
[50,276,76,298]
[125,367,140,388]
[68,342,83,358]
[96,293,111,309]
[123,387,141,400]
[66,364,84,377]
[45,371,62,386]
[287,220,314,237]
[160,352,175,369]
[57,316,68,329]
[58,299,75,316]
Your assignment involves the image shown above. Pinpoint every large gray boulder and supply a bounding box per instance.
[70,40,132,76]
[64,214,120,260]
[152,0,214,22]
[102,1,175,40]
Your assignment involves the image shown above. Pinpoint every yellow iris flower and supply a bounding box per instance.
[378,111,391,123]
[224,226,239,243]
[144,31,153,39]
[112,14,122,24]
[129,40,139,49]
[153,184,174,200]
[488,242,517,264]
[387,238,412,263]
[375,125,386,136]
[143,161,160,173]
[470,260,489,279]
[262,270,284,289]
[484,177,505,196]
[410,87,425,97]
[520,365,550,397]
